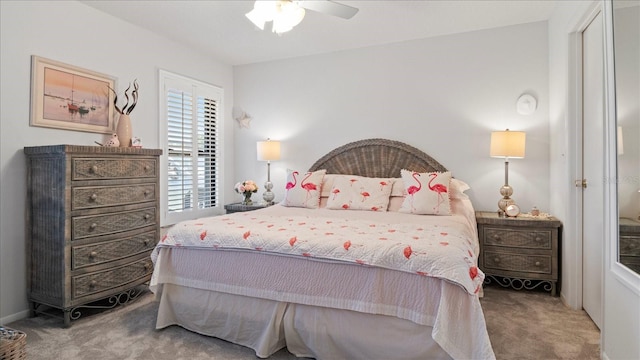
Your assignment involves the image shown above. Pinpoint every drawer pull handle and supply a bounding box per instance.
[535,261,541,267]
[494,257,500,263]
[144,165,151,171]
[91,165,98,173]
[143,190,150,196]
[535,237,543,242]
[90,194,98,201]
[143,262,151,271]
[144,239,150,246]
[90,223,97,230]
[144,214,151,220]
[89,251,98,259]
[492,234,501,241]
[89,280,97,288]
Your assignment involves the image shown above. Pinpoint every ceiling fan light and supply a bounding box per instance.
[245,9,266,30]
[272,1,305,33]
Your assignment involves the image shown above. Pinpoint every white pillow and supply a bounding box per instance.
[282,169,326,209]
[398,169,452,215]
[325,175,393,212]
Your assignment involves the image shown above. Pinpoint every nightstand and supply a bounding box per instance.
[224,202,268,213]
[620,217,640,274]
[475,211,562,296]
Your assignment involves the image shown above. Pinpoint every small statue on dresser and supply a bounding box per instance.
[104,134,120,147]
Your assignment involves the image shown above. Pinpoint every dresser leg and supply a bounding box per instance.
[63,309,71,328]
[29,301,37,318]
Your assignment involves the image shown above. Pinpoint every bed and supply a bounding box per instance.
[150,138,495,360]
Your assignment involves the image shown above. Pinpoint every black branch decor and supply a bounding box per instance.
[111,79,139,115]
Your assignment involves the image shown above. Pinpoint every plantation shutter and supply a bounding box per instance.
[161,70,223,225]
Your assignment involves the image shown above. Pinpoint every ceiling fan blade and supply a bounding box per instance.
[298,1,359,19]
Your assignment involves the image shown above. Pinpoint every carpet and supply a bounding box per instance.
[6,286,599,359]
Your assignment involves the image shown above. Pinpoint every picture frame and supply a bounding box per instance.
[30,56,116,134]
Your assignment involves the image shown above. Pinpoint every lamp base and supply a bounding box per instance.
[263,181,275,205]
[498,184,514,211]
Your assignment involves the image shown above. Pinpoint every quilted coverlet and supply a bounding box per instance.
[154,202,484,296]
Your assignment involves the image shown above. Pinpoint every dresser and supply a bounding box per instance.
[475,211,562,296]
[24,145,162,326]
[620,217,640,274]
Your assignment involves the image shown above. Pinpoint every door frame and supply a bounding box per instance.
[568,1,603,312]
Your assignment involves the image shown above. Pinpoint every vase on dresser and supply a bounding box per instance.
[116,114,132,147]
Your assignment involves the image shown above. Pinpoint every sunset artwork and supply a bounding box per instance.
[43,68,110,126]
[30,56,115,133]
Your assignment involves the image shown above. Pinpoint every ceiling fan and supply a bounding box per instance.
[246,1,359,34]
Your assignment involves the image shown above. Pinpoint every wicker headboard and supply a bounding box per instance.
[308,138,447,178]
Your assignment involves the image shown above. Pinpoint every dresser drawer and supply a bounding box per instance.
[72,231,157,269]
[72,157,157,180]
[72,258,153,299]
[72,207,156,240]
[483,251,552,274]
[620,235,640,256]
[483,227,552,249]
[72,184,156,210]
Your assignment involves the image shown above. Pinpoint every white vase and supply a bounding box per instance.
[116,114,132,147]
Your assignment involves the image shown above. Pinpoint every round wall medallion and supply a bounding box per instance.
[516,94,537,115]
[505,204,521,217]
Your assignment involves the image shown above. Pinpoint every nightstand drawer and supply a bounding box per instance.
[72,258,153,299]
[72,184,156,210]
[484,251,552,274]
[620,235,640,256]
[72,230,157,269]
[72,207,156,240]
[72,157,157,180]
[484,227,552,249]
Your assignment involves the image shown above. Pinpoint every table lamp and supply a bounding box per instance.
[257,139,281,205]
[490,129,526,211]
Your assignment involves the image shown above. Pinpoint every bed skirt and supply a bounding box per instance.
[155,283,452,360]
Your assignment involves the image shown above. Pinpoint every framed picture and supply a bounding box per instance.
[30,56,116,134]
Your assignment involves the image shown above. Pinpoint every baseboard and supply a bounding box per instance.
[1,309,31,326]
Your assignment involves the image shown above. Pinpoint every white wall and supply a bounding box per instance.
[233,21,551,215]
[0,0,235,323]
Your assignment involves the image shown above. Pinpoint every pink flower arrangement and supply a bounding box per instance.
[234,180,258,195]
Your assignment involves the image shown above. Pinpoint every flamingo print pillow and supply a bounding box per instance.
[282,169,326,209]
[399,169,452,215]
[325,175,393,211]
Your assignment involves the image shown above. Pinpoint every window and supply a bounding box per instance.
[159,70,224,225]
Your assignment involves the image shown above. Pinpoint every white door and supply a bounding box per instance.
[582,10,603,329]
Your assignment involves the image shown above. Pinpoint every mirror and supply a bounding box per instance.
[613,1,640,275]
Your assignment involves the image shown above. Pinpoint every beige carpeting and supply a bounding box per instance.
[6,286,599,360]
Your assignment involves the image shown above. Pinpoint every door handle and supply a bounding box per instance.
[575,179,587,188]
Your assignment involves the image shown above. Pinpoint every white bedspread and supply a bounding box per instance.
[150,198,495,359]
[153,198,483,295]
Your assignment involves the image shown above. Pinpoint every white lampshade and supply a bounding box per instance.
[257,139,281,161]
[490,129,526,159]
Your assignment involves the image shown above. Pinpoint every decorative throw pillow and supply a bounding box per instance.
[450,178,471,199]
[325,175,393,212]
[282,169,326,209]
[398,169,452,215]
